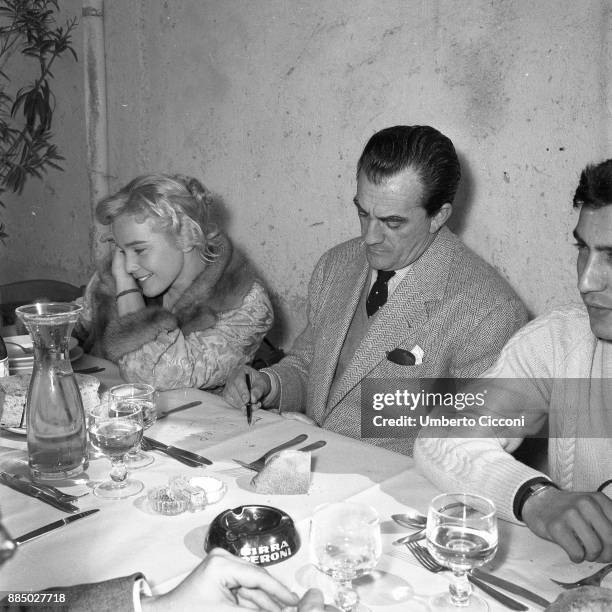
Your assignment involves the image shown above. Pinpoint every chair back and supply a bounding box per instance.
[0,279,83,331]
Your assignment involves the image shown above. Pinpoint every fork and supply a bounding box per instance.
[405,540,444,572]
[233,440,326,472]
[232,433,308,471]
[392,529,426,546]
[406,542,529,611]
[550,563,612,589]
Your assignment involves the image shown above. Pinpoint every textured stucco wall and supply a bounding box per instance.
[2,1,610,348]
[0,1,91,287]
[103,0,611,345]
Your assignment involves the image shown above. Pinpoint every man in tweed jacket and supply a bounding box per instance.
[225,125,527,455]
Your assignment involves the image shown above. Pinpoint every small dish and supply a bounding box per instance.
[148,485,189,515]
[190,476,226,504]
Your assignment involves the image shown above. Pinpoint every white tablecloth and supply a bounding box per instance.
[1,356,607,610]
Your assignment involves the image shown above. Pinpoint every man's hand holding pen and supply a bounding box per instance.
[223,365,271,416]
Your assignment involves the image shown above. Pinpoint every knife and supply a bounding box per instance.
[73,366,106,374]
[0,472,79,513]
[14,475,82,502]
[245,373,253,426]
[143,436,212,465]
[472,569,551,608]
[157,401,202,420]
[14,509,100,545]
[256,433,309,463]
[141,438,203,467]
[468,574,529,611]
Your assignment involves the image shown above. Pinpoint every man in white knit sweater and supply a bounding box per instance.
[415,159,612,564]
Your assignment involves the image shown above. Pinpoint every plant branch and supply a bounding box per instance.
[0,0,78,227]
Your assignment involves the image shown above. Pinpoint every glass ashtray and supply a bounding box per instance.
[148,486,189,516]
[170,475,227,511]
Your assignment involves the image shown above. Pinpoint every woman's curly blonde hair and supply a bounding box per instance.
[96,173,222,262]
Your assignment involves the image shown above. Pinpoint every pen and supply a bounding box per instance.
[245,373,253,425]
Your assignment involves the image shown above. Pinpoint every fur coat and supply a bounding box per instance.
[76,234,273,390]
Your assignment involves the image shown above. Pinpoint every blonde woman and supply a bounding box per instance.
[75,174,273,391]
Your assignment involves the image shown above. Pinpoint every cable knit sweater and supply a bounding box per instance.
[414,304,612,523]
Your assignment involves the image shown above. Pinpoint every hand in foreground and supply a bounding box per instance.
[224,365,271,411]
[282,588,340,611]
[142,547,298,611]
[522,488,612,563]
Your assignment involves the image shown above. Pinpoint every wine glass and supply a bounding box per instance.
[88,401,144,499]
[426,493,498,611]
[109,383,156,469]
[310,502,381,611]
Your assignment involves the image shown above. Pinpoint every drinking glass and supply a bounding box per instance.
[109,383,156,469]
[426,493,498,611]
[88,401,144,499]
[310,502,381,612]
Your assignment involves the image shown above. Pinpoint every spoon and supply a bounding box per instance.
[391,512,427,529]
[4,341,34,355]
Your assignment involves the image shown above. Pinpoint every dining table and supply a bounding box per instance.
[0,352,607,611]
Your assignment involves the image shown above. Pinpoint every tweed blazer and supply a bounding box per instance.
[269,227,527,455]
[3,575,141,611]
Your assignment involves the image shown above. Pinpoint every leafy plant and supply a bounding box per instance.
[0,0,77,240]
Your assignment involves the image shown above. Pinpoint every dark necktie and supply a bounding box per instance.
[366,270,395,317]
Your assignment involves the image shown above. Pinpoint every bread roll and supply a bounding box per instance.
[251,449,311,495]
[0,372,100,428]
[546,587,612,612]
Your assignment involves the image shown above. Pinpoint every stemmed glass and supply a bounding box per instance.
[310,502,381,612]
[109,383,156,469]
[88,401,144,499]
[426,493,498,611]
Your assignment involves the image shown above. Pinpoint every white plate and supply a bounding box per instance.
[5,335,78,360]
[70,346,84,363]
[3,427,25,436]
[4,336,81,371]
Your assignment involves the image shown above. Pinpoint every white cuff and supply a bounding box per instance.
[260,368,281,410]
[133,577,152,611]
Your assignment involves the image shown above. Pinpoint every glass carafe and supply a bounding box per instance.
[15,302,88,481]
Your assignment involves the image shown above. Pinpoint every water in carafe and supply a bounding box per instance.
[16,302,88,480]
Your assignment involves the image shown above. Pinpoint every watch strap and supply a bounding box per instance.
[514,477,559,521]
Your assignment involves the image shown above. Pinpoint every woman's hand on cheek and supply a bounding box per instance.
[111,247,137,291]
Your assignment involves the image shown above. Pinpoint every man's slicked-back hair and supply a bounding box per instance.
[356,125,461,216]
[573,159,612,209]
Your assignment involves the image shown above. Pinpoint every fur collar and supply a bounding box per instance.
[84,233,256,354]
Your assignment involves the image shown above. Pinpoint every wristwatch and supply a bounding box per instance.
[514,478,560,521]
